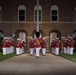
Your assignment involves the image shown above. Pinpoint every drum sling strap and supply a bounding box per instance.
[35,38,40,46]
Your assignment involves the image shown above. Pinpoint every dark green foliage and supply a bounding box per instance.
[0,37,3,52]
[74,41,76,52]
[0,52,16,62]
[60,52,76,63]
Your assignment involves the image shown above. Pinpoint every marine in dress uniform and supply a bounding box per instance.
[6,39,11,54]
[16,38,21,55]
[29,38,34,56]
[10,37,15,53]
[54,38,60,55]
[69,37,74,55]
[63,39,67,53]
[2,38,7,55]
[20,40,23,54]
[21,40,26,54]
[41,38,46,56]
[34,37,42,58]
[66,38,70,54]
[51,39,55,54]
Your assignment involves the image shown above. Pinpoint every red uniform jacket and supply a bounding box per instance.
[7,41,11,48]
[16,41,21,48]
[63,40,67,47]
[2,42,7,48]
[55,41,60,48]
[29,41,34,48]
[41,40,46,48]
[69,43,74,48]
[34,38,42,48]
[2,40,6,48]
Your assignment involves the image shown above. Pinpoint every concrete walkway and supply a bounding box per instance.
[0,53,76,75]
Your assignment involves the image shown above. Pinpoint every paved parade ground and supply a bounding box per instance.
[0,53,76,75]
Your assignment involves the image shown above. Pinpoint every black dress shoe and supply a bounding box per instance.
[36,56,39,58]
[30,55,33,56]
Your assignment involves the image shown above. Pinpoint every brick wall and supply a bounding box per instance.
[0,0,76,51]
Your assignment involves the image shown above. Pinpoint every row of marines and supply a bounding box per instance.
[2,37,26,55]
[2,36,74,56]
[63,37,74,55]
[51,38,60,55]
[51,36,74,55]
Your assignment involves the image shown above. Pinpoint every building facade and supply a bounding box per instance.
[0,0,76,52]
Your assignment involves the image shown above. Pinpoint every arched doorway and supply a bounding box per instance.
[50,30,61,52]
[50,30,61,42]
[50,32,57,43]
[15,30,26,42]
[19,32,26,42]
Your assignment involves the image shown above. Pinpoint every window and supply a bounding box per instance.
[74,7,76,22]
[18,5,26,21]
[0,7,2,22]
[34,5,42,22]
[50,5,59,21]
